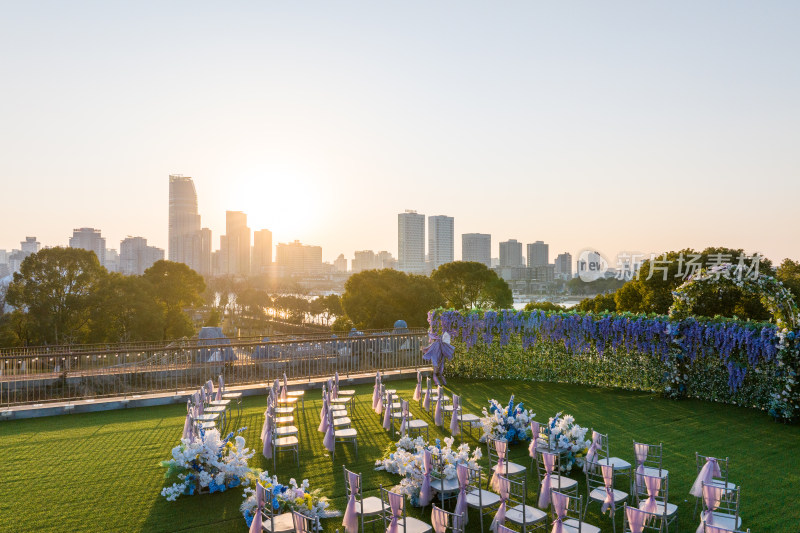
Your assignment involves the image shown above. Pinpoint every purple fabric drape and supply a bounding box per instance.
[198,387,206,408]
[538,452,555,509]
[413,370,422,401]
[551,491,569,533]
[372,372,381,411]
[319,393,329,433]
[634,443,648,489]
[376,384,384,415]
[434,387,443,427]
[249,484,265,533]
[625,506,647,533]
[342,471,360,533]
[323,408,335,452]
[449,395,460,435]
[400,400,409,437]
[641,474,661,515]
[205,379,214,398]
[490,475,509,533]
[423,378,431,411]
[216,375,224,402]
[697,484,724,533]
[496,525,515,533]
[600,464,615,515]
[529,421,540,458]
[419,449,433,507]
[690,457,722,498]
[490,439,507,492]
[454,463,469,524]
[431,506,448,533]
[383,392,393,431]
[334,371,340,398]
[182,400,194,441]
[386,491,404,533]
[585,431,602,472]
[422,334,455,387]
[262,413,273,459]
[292,511,309,533]
[281,373,288,400]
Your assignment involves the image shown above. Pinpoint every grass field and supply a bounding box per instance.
[1,377,798,532]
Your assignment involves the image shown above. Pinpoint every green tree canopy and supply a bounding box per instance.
[776,259,800,302]
[431,261,512,309]
[89,273,164,343]
[5,247,108,345]
[142,260,205,339]
[342,269,444,329]
[524,301,568,312]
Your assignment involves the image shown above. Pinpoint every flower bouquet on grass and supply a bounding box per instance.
[240,472,337,531]
[543,412,590,472]
[375,436,482,506]
[160,427,254,501]
[479,395,533,444]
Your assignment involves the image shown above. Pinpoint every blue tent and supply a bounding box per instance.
[197,327,236,362]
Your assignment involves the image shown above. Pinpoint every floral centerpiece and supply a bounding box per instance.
[240,471,338,531]
[375,435,482,506]
[479,395,533,444]
[542,412,590,472]
[160,427,254,501]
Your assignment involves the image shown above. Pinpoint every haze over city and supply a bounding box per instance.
[2,1,799,263]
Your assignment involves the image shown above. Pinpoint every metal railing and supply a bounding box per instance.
[0,329,429,407]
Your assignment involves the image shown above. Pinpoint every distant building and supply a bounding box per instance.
[168,175,209,274]
[120,237,164,275]
[220,211,251,276]
[499,239,523,267]
[376,251,397,270]
[352,250,377,273]
[252,229,273,275]
[334,254,348,273]
[462,233,491,267]
[398,210,426,273]
[104,248,119,272]
[276,240,323,275]
[20,237,40,255]
[69,227,106,265]
[527,241,549,267]
[555,252,573,280]
[428,215,454,269]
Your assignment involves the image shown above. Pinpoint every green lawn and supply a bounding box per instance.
[1,378,798,532]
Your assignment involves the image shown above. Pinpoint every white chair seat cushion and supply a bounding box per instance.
[222,392,242,399]
[274,425,298,436]
[277,397,298,404]
[642,466,669,478]
[209,400,230,407]
[388,402,402,410]
[704,512,742,531]
[708,479,738,492]
[356,496,384,515]
[551,475,578,491]
[408,420,428,428]
[262,511,294,532]
[606,456,631,470]
[338,389,356,396]
[460,414,480,422]
[466,489,501,508]
[638,500,677,516]
[506,504,547,525]
[589,487,628,503]
[563,518,601,533]
[286,390,305,397]
[442,405,458,412]
[274,416,294,424]
[335,428,358,438]
[333,417,352,427]
[492,461,526,475]
[399,517,433,533]
[274,436,298,447]
[331,397,351,404]
[274,407,295,415]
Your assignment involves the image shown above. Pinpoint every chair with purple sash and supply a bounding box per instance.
[622,504,664,533]
[463,463,501,533]
[413,370,423,401]
[270,404,299,469]
[373,371,382,412]
[697,482,742,533]
[488,437,526,492]
[380,486,433,533]
[342,467,383,533]
[329,401,358,460]
[586,460,628,533]
[632,442,668,491]
[550,490,598,533]
[535,451,578,509]
[703,524,750,533]
[586,430,631,490]
[422,377,432,412]
[292,510,312,533]
[633,472,677,531]
[502,474,547,532]
[258,485,295,532]
[692,454,736,519]
[489,475,509,533]
[431,504,464,533]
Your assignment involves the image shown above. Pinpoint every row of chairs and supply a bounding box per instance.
[182,375,241,441]
[320,374,358,460]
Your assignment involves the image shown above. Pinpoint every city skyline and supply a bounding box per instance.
[2,3,799,265]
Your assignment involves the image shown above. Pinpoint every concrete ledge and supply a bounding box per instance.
[0,368,420,421]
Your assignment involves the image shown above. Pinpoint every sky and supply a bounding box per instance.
[1,1,798,265]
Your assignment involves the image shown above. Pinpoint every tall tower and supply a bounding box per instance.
[252,229,273,274]
[222,211,251,276]
[398,210,425,274]
[428,215,454,270]
[499,239,523,267]
[168,175,202,272]
[69,228,106,265]
[527,241,549,267]
[462,233,491,267]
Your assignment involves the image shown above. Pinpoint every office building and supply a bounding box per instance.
[334,254,348,273]
[252,229,273,274]
[120,237,164,275]
[527,241,549,268]
[398,210,425,273]
[104,249,119,272]
[428,215,454,269]
[499,239,523,267]
[20,237,40,255]
[376,251,396,270]
[220,211,251,276]
[352,250,377,273]
[69,227,106,265]
[461,233,491,267]
[555,252,573,280]
[276,241,323,275]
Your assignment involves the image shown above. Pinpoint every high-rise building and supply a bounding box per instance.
[168,175,204,271]
[199,227,212,276]
[120,237,164,275]
[20,237,40,255]
[499,239,523,267]
[104,249,119,272]
[333,254,348,273]
[276,241,323,275]
[398,210,425,273]
[376,251,397,270]
[461,233,491,267]
[69,227,106,265]
[220,211,251,276]
[555,252,573,280]
[428,215,454,269]
[527,241,549,268]
[252,229,273,275]
[352,250,377,273]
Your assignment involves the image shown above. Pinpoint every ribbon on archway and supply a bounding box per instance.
[422,332,455,387]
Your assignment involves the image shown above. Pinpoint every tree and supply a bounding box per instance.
[142,260,205,339]
[89,274,164,342]
[776,259,800,302]
[524,301,566,312]
[5,247,107,345]
[431,261,512,309]
[342,269,444,329]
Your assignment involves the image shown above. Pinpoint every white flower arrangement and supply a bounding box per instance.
[478,395,533,444]
[543,412,590,472]
[240,471,338,531]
